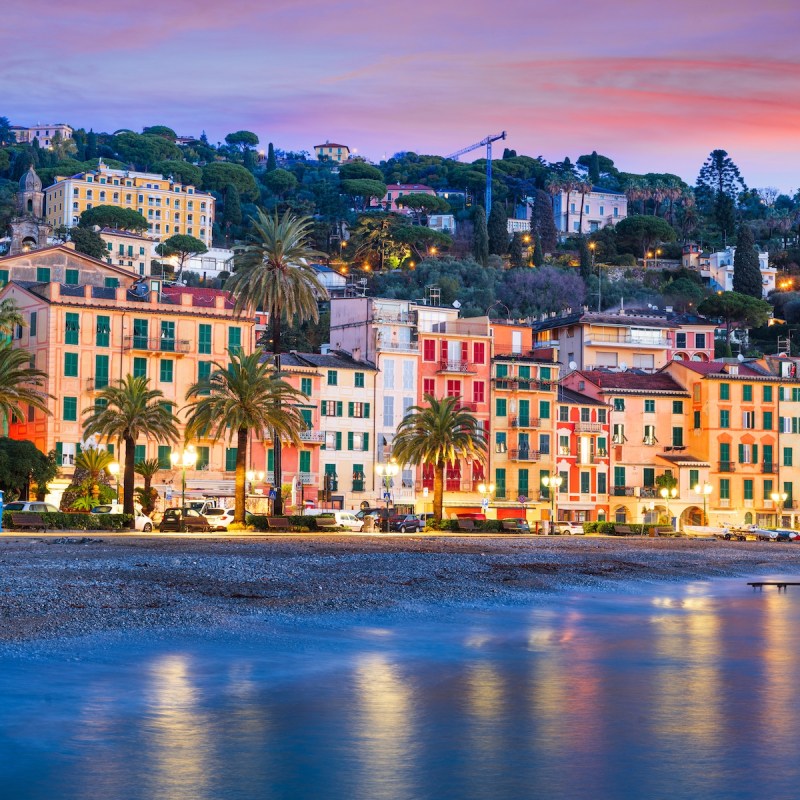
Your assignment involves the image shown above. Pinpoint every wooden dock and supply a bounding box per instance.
[748,582,800,592]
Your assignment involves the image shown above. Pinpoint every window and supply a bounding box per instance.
[473,342,486,364]
[672,401,683,414]
[324,432,342,451]
[693,410,701,429]
[135,444,146,463]
[64,352,78,377]
[720,410,730,429]
[539,433,550,455]
[643,425,657,445]
[383,359,395,388]
[65,312,80,345]
[321,400,343,417]
[160,359,174,383]
[225,448,238,472]
[496,398,507,417]
[300,409,312,428]
[676,333,687,348]
[720,383,730,400]
[403,361,414,389]
[65,268,79,285]
[539,400,550,419]
[559,405,569,422]
[352,463,365,492]
[133,357,147,378]
[423,340,436,361]
[612,424,625,444]
[495,468,506,499]
[160,321,175,351]
[742,384,753,402]
[28,311,37,338]
[598,409,607,424]
[348,402,370,418]
[198,323,212,354]
[228,326,241,353]
[613,398,625,411]
[558,434,570,455]
[383,396,394,427]
[0,269,7,286]
[95,355,109,389]
[423,378,435,396]
[63,396,77,422]
[785,447,793,467]
[133,318,148,349]
[301,377,312,396]
[473,381,485,404]
[495,432,507,453]
[598,473,607,494]
[763,385,773,402]
[644,399,655,413]
[580,407,590,422]
[327,370,338,386]
[104,278,119,289]
[743,479,753,501]
[763,479,774,499]
[348,431,369,451]
[720,442,731,470]
[742,411,755,429]
[518,469,529,496]
[672,427,683,447]
[157,446,171,469]
[580,472,590,494]
[354,372,365,389]
[763,411,773,430]
[96,315,110,347]
[719,478,730,500]
[37,267,51,282]
[614,466,626,487]
[196,447,210,471]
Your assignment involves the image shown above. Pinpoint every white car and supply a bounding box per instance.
[202,507,235,531]
[90,504,154,532]
[557,521,585,535]
[4,501,59,513]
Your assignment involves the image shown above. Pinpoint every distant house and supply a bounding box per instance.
[11,123,73,149]
[551,186,628,234]
[312,264,347,296]
[375,184,436,213]
[706,247,775,298]
[314,142,351,163]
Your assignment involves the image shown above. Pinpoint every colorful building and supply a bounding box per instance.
[99,228,155,276]
[314,142,351,163]
[375,184,436,213]
[550,186,627,234]
[44,160,215,246]
[11,123,73,149]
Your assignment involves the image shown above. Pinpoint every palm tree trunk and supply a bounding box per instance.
[564,190,570,235]
[123,433,136,520]
[433,461,445,522]
[234,426,248,523]
[578,190,585,233]
[271,307,284,516]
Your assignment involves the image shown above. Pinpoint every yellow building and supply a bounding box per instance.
[99,228,155,276]
[314,142,350,163]
[2,247,255,506]
[44,160,215,246]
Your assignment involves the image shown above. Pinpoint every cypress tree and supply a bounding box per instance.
[509,233,525,268]
[531,189,558,253]
[579,237,592,281]
[732,225,762,299]
[223,183,242,245]
[533,234,544,267]
[487,203,509,256]
[266,142,277,172]
[86,130,97,160]
[588,151,600,184]
[472,206,489,266]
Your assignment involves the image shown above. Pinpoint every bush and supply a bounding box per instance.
[3,512,135,530]
[249,514,322,532]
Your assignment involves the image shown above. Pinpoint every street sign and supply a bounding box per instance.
[481,497,489,509]
[423,487,429,497]
[383,491,391,500]
[518,495,528,504]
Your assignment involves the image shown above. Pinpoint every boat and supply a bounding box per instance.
[683,525,729,537]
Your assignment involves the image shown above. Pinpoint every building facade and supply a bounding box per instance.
[551,187,628,234]
[314,142,351,163]
[11,123,73,149]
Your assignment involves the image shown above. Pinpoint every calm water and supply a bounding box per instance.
[2,579,800,800]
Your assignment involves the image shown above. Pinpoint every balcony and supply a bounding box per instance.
[584,332,670,348]
[718,461,735,472]
[438,360,476,374]
[509,448,541,462]
[510,416,540,429]
[298,429,325,444]
[124,336,191,354]
[640,487,658,498]
[574,421,602,433]
[762,463,777,474]
[85,378,109,393]
[297,472,316,485]
[379,341,418,352]
[613,487,635,496]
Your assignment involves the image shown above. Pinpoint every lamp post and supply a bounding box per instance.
[478,482,495,517]
[108,461,120,504]
[375,458,399,532]
[770,491,788,526]
[541,472,563,534]
[589,241,600,310]
[693,481,713,525]
[660,486,678,528]
[170,445,197,530]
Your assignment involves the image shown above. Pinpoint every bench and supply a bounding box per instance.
[456,518,476,532]
[501,519,530,534]
[266,517,291,532]
[613,525,634,536]
[10,513,49,532]
[315,517,338,530]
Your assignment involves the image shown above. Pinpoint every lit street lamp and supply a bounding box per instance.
[660,486,678,527]
[541,472,563,534]
[770,490,788,524]
[171,445,197,530]
[246,469,265,495]
[693,481,713,525]
[375,458,399,532]
[478,482,495,515]
[108,460,120,503]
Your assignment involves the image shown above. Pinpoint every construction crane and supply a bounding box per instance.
[445,131,507,215]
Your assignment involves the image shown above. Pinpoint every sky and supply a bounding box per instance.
[3,0,800,190]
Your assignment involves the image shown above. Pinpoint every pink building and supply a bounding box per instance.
[375,184,436,213]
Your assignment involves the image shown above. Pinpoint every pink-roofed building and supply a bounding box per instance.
[375,184,437,213]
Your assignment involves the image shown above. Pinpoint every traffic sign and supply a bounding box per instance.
[383,491,391,500]
[481,497,489,509]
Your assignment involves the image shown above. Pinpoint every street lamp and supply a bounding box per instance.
[171,445,197,529]
[693,482,713,526]
[246,469,265,495]
[108,461,120,503]
[478,482,495,515]
[770,491,788,524]
[541,472,563,534]
[589,241,601,310]
[375,458,399,532]
[660,486,678,527]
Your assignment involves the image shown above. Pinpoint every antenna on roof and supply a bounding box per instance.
[737,353,745,362]
[620,361,628,372]
[568,360,577,371]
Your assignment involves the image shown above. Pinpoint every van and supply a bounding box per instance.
[303,508,364,531]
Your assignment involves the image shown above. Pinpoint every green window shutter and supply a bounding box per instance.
[106,443,114,457]
[720,410,729,428]
[580,472,590,494]
[104,277,119,289]
[496,364,507,378]
[65,312,80,344]
[301,377,312,395]
[198,323,212,354]
[37,267,51,282]
[363,432,369,451]
[133,318,149,348]
[336,401,343,417]
[300,409,312,427]
[693,410,701,429]
[133,357,147,378]
[348,402,354,417]
[720,383,730,400]
[496,398,507,417]
[689,469,699,488]
[784,447,793,467]
[160,359,174,383]
[225,448,238,472]
[65,269,79,285]
[96,315,110,347]
[495,468,506,498]
[299,451,311,472]
[347,431,354,450]
[62,396,77,421]
[134,444,146,463]
[539,400,551,419]
[157,445,171,469]
[644,399,655,413]
[719,479,730,499]
[743,479,753,500]
[267,449,274,473]
[720,443,730,462]
[643,468,655,487]
[160,321,175,351]
[196,447,210,470]
[598,473,607,494]
[327,370,338,386]
[29,311,37,337]
[672,401,683,414]
[55,442,63,462]
[614,466,626,486]
[352,463,364,491]
[738,444,745,463]
[228,326,241,353]
[364,403,370,418]
[0,269,9,285]
[742,385,752,402]
[764,385,773,402]
[95,355,109,388]
[518,469,529,495]
[335,432,342,450]
[763,444,773,466]
[763,479,773,499]
[763,411,773,430]
[355,372,364,388]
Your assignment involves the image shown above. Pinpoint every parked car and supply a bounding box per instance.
[158,507,211,532]
[557,521,586,535]
[202,507,235,531]
[4,501,59,513]
[91,504,154,532]
[388,514,425,532]
[754,527,800,542]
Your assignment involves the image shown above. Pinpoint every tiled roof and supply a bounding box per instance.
[671,360,767,378]
[160,285,236,309]
[262,350,377,371]
[557,385,607,406]
[532,311,676,332]
[385,184,435,192]
[577,369,689,394]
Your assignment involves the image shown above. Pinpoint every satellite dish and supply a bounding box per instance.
[453,300,462,309]
[620,361,628,372]
[737,353,745,362]
[568,360,578,371]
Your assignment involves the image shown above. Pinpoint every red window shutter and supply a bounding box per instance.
[461,342,469,363]
[423,339,436,361]
[441,340,448,362]
[474,342,485,364]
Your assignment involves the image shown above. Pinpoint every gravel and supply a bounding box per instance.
[2,534,800,644]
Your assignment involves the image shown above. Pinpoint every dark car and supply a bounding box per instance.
[158,507,211,532]
[388,514,425,533]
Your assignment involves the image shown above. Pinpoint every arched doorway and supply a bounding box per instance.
[614,506,627,523]
[744,512,753,525]
[681,505,703,527]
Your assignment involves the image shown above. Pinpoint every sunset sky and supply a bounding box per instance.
[4,0,799,190]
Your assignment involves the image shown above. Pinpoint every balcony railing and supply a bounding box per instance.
[124,336,191,354]
[574,421,602,433]
[613,487,635,496]
[510,416,540,429]
[86,378,109,392]
[297,472,316,485]
[509,448,541,462]
[718,461,735,472]
[584,333,670,347]
[762,463,777,474]
[438,360,476,374]
[298,429,325,444]
[640,487,658,498]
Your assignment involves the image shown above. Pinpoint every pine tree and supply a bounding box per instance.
[732,225,762,299]
[487,203,508,256]
[223,184,242,245]
[530,189,558,253]
[588,151,600,184]
[86,130,97,160]
[472,206,489,266]
[509,233,524,268]
[266,143,277,172]
[714,192,736,246]
[533,234,544,267]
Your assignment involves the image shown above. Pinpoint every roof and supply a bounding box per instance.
[265,350,377,372]
[385,184,435,192]
[99,227,152,241]
[532,310,676,333]
[160,285,236,309]
[314,143,349,149]
[0,243,143,280]
[666,312,715,327]
[590,185,625,195]
[657,454,711,467]
[576,369,690,395]
[670,360,769,378]
[557,385,607,406]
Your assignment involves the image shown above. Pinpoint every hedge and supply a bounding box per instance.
[3,512,135,531]
[583,521,646,535]
[249,514,323,532]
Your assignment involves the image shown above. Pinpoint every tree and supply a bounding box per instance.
[578,237,592,281]
[142,125,177,141]
[394,193,450,224]
[0,344,50,429]
[487,202,509,256]
[0,117,12,146]
[225,130,259,151]
[226,211,325,515]
[530,189,558,252]
[83,375,179,516]
[697,149,747,199]
[49,131,77,161]
[714,192,736,245]
[732,225,763,299]
[222,183,242,245]
[71,227,107,260]
[0,438,58,502]
[663,277,707,312]
[79,205,149,232]
[532,234,544,267]
[184,349,306,523]
[155,234,208,280]
[498,266,585,317]
[266,142,277,172]
[262,168,298,199]
[150,160,202,186]
[614,215,677,257]
[202,162,259,201]
[134,458,160,517]
[73,447,116,508]
[472,206,489,266]
[394,225,452,262]
[698,292,771,355]
[509,233,525,268]
[587,151,601,184]
[113,132,182,170]
[86,130,97,160]
[340,178,386,211]
[339,162,384,182]
[390,395,486,521]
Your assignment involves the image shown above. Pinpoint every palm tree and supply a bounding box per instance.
[577,180,592,234]
[225,209,326,515]
[134,458,161,516]
[390,395,487,522]
[0,299,25,337]
[83,375,179,516]
[184,348,307,523]
[0,344,51,429]
[72,447,115,508]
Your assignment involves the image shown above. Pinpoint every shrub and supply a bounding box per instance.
[3,511,134,530]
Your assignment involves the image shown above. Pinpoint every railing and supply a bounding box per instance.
[438,360,475,373]
[584,333,670,347]
[613,487,635,496]
[762,463,777,474]
[299,430,325,443]
[576,455,597,465]
[719,498,731,508]
[380,341,418,351]
[718,461,735,472]
[510,416,540,429]
[124,336,191,354]
[297,472,316,485]
[509,449,541,462]
[640,487,657,498]
[86,378,109,392]
[574,421,602,433]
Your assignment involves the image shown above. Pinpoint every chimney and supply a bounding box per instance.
[352,346,362,362]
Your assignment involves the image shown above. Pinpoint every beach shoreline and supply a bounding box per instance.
[2,534,800,645]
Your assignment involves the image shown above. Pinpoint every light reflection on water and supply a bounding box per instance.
[2,579,800,800]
